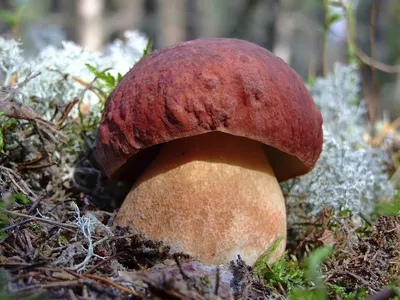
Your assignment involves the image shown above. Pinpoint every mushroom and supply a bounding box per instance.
[95,38,323,265]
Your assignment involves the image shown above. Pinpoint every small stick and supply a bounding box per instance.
[92,236,111,248]
[85,252,125,274]
[18,161,57,170]
[1,196,44,233]
[173,254,190,281]
[23,229,33,252]
[83,273,141,297]
[5,170,29,197]
[332,0,400,74]
[0,165,39,200]
[8,261,47,273]
[17,153,49,167]
[56,97,79,126]
[12,271,42,281]
[214,267,220,296]
[12,279,82,293]
[1,209,77,231]
[358,212,373,227]
[71,76,104,101]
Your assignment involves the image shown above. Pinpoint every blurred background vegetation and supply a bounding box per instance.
[0,0,399,123]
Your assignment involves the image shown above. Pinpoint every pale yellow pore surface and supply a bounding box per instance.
[114,132,286,265]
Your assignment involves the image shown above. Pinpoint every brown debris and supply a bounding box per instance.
[229,256,279,299]
[323,215,400,295]
[0,72,67,141]
[289,209,400,297]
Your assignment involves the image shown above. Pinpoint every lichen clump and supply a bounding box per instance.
[283,64,396,221]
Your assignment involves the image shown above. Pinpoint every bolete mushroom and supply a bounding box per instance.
[95,38,323,265]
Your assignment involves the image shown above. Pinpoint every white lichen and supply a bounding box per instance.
[1,30,148,117]
[0,30,149,185]
[283,64,396,221]
[70,202,113,272]
[0,37,25,83]
[104,30,149,76]
[22,41,105,112]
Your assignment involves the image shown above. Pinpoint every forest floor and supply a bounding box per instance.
[0,69,399,300]
[0,144,399,299]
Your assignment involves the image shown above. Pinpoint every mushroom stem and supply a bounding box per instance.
[114,132,286,265]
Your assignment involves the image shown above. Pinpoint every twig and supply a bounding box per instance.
[370,116,400,146]
[71,76,104,100]
[358,212,373,227]
[344,271,373,288]
[277,281,287,297]
[85,252,126,274]
[0,73,68,141]
[83,273,141,297]
[56,97,79,126]
[0,262,40,267]
[18,161,57,170]
[12,271,42,281]
[92,235,111,248]
[0,209,77,232]
[0,198,43,233]
[50,69,104,102]
[355,47,400,74]
[5,170,29,197]
[333,0,400,73]
[63,270,123,298]
[17,152,49,167]
[214,267,220,296]
[173,254,190,281]
[0,165,39,200]
[8,261,47,273]
[145,279,189,300]
[12,279,82,293]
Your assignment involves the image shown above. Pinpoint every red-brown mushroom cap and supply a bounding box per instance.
[95,37,323,182]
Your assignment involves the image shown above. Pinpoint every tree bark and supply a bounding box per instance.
[75,0,105,51]
[157,0,186,47]
[196,0,219,38]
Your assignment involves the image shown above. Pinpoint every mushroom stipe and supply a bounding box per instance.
[115,132,286,264]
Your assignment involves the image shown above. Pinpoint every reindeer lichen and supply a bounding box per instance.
[283,64,396,221]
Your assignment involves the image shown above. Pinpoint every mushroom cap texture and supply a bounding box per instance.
[95,37,323,182]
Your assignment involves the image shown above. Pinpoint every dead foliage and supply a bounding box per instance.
[288,208,400,298]
[324,214,400,295]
